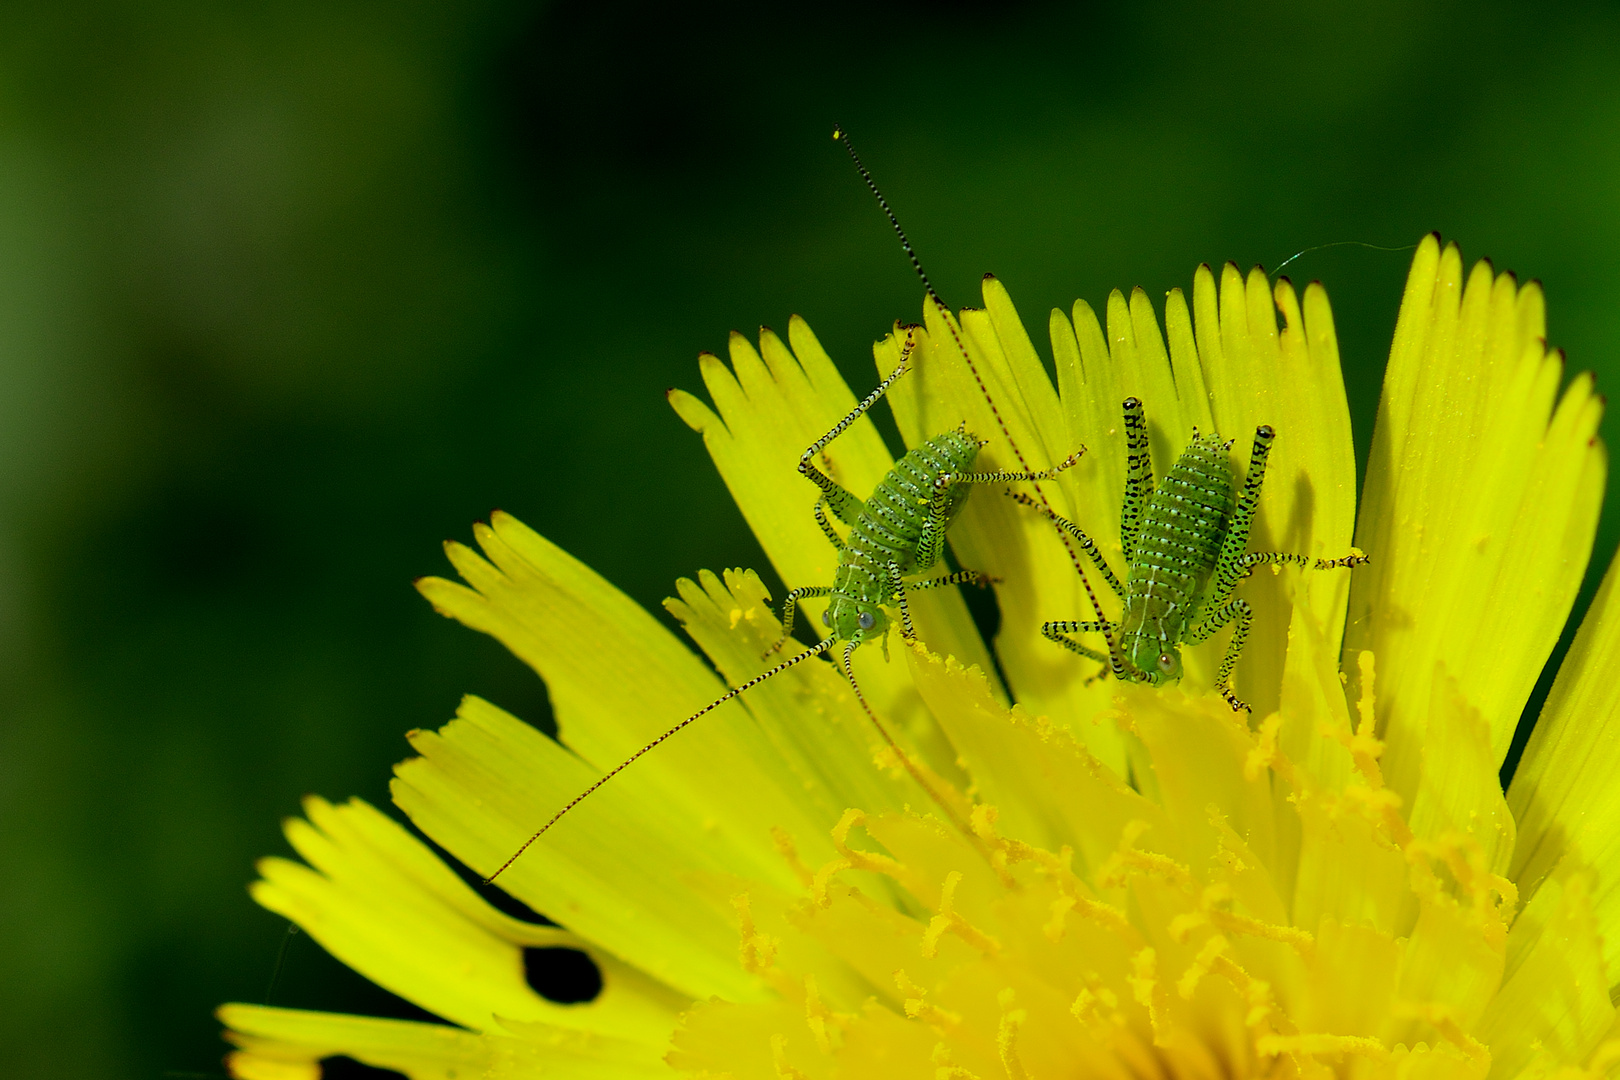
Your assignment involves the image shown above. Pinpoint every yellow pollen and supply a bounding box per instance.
[896,970,962,1031]
[1176,933,1229,1000]
[996,996,1030,1080]
[1244,713,1281,783]
[1045,894,1076,941]
[1202,906,1314,957]
[809,856,850,908]
[770,1033,810,1080]
[1399,1001,1491,1061]
[830,808,906,877]
[1257,1032,1389,1061]
[1338,782,1411,847]
[1098,820,1193,890]
[772,826,816,889]
[921,870,1001,958]
[732,893,779,976]
[1128,947,1169,1043]
[931,1042,983,1080]
[1070,973,1126,1038]
[1205,807,1255,876]
[803,974,839,1054]
[1211,954,1279,1035]
[967,804,1026,889]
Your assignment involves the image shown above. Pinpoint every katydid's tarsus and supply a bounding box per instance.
[484,335,1084,883]
[1012,396,1368,713]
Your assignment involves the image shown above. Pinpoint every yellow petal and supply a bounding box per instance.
[1194,267,1360,710]
[392,695,769,1002]
[902,635,1162,870]
[665,567,960,824]
[413,511,840,880]
[1348,236,1605,802]
[1508,546,1620,981]
[487,1016,674,1079]
[219,1004,490,1080]
[420,512,802,808]
[1406,670,1515,878]
[1477,870,1614,1078]
[249,795,684,1035]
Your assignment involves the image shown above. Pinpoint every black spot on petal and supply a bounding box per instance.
[524,947,602,1004]
[319,1058,408,1080]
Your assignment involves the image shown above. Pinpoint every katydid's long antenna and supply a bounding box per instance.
[838,640,973,841]
[832,126,1025,474]
[831,125,1110,631]
[485,634,839,884]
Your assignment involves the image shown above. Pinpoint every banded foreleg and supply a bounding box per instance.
[1231,548,1370,580]
[949,447,1086,487]
[1185,597,1255,713]
[1205,425,1276,607]
[1041,620,1115,666]
[917,448,1086,567]
[1120,397,1153,564]
[813,499,845,550]
[764,585,835,657]
[886,567,999,642]
[798,343,915,522]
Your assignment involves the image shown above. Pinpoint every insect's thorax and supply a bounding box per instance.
[1119,435,1234,682]
[827,428,981,642]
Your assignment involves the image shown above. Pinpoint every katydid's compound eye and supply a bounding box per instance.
[1157,653,1176,675]
[858,611,876,631]
[821,610,831,627]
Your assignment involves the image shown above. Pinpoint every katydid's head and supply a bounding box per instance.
[1123,634,1184,687]
[822,595,888,645]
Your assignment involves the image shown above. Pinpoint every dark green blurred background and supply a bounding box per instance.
[4,2,1619,1077]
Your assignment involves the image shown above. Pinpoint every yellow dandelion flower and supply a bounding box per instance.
[219,234,1613,1080]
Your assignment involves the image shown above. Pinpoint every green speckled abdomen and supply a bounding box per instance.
[1118,434,1234,683]
[824,428,982,641]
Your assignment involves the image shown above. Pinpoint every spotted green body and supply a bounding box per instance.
[819,428,982,644]
[1118,433,1235,684]
[1017,397,1366,711]
[781,345,1080,652]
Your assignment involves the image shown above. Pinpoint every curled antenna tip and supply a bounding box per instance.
[831,126,843,140]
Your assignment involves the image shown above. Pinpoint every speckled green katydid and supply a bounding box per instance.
[1013,396,1367,712]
